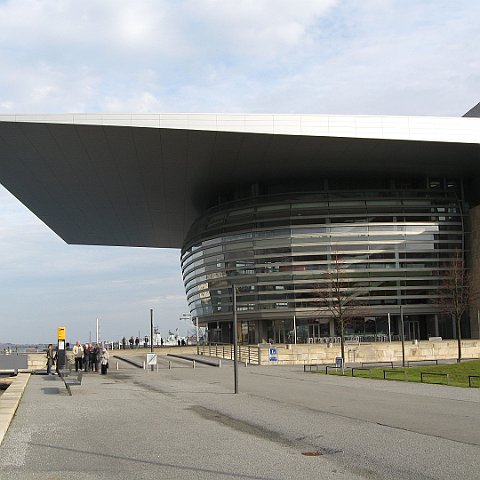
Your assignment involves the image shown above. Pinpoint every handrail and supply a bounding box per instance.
[198,344,260,365]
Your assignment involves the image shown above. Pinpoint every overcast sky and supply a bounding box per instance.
[1,0,479,344]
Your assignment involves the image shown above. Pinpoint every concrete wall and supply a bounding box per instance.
[258,340,480,365]
[23,342,480,369]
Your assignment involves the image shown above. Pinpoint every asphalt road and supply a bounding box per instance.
[0,361,479,479]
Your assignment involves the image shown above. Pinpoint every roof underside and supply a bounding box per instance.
[0,115,480,248]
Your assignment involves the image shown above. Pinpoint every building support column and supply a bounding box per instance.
[434,314,439,337]
[329,319,335,337]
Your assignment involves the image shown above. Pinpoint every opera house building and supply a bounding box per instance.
[1,106,480,344]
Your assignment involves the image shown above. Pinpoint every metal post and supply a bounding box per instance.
[150,309,154,371]
[196,317,199,355]
[233,284,239,394]
[400,305,405,367]
[150,309,154,353]
[293,314,297,345]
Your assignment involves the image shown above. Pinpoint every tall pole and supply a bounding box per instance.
[96,318,99,344]
[150,309,154,371]
[150,309,154,353]
[196,317,199,355]
[293,314,297,344]
[400,305,405,367]
[233,284,239,394]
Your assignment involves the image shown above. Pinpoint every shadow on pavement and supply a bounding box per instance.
[30,442,279,480]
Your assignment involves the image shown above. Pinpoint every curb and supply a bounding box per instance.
[0,373,30,446]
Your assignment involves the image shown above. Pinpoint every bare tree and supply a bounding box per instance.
[439,249,476,362]
[317,253,371,363]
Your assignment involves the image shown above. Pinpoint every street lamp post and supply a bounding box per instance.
[150,309,154,353]
[195,317,199,354]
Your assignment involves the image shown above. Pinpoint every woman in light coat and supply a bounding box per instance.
[100,348,109,375]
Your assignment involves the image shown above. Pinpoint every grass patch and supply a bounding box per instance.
[321,360,480,387]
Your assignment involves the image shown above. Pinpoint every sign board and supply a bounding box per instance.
[146,353,157,366]
[57,326,66,341]
[268,347,278,362]
[335,356,344,368]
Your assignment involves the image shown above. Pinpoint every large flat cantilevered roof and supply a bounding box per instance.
[0,113,480,249]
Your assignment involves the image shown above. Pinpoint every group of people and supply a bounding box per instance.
[46,341,110,375]
[72,341,109,374]
[122,336,141,349]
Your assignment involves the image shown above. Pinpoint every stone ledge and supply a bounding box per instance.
[0,373,30,446]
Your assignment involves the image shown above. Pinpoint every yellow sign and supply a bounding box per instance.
[57,327,66,341]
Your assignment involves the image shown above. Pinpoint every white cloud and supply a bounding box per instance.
[1,0,480,342]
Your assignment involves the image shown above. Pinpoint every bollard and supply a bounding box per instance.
[219,359,222,368]
[193,360,196,369]
[169,361,171,369]
[143,361,146,370]
[116,362,119,371]
[245,359,248,367]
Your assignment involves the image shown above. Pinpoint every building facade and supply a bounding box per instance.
[0,112,479,344]
[182,178,466,344]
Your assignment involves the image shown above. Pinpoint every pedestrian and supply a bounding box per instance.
[100,348,109,375]
[129,336,134,349]
[91,344,99,372]
[135,337,140,348]
[73,341,84,371]
[46,344,55,375]
[83,344,91,372]
[122,337,127,349]
[65,344,75,371]
[160,337,164,347]
[144,336,148,348]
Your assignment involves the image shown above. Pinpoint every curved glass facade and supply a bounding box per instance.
[181,182,465,343]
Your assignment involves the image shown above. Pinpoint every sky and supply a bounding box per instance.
[1,0,480,344]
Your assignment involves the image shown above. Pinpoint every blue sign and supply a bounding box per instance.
[269,347,278,362]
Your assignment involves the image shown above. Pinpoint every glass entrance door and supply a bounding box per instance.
[404,320,420,340]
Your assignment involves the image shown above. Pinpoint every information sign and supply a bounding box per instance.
[146,353,157,366]
[57,326,66,341]
[268,347,278,362]
[335,356,344,368]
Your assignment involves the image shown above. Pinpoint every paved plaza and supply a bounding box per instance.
[0,358,479,479]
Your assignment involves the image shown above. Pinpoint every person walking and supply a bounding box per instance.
[122,337,127,350]
[65,344,75,371]
[135,337,140,349]
[72,341,84,372]
[46,344,55,375]
[91,344,99,372]
[83,344,91,372]
[100,348,109,375]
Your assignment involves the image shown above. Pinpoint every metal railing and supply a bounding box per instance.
[198,344,260,365]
